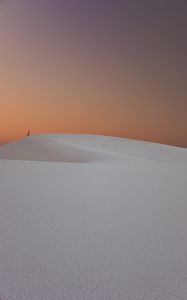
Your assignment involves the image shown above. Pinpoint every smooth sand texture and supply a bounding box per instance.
[0,134,187,300]
[0,135,122,163]
[0,134,187,164]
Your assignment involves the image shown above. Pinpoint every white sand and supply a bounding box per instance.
[0,134,187,299]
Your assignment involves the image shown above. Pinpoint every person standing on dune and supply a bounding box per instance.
[27,130,30,136]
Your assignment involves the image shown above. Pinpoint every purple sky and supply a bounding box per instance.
[0,0,187,146]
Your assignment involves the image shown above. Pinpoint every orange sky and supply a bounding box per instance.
[0,1,187,147]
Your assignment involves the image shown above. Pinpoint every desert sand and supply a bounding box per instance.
[0,134,187,299]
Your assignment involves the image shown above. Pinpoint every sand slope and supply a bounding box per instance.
[0,135,121,163]
[0,134,187,164]
[0,134,187,300]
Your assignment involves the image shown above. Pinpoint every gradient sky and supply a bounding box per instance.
[0,0,187,146]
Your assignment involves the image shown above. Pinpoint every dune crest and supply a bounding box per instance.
[0,135,120,163]
[0,134,186,164]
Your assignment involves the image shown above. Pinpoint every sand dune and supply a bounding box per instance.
[0,135,120,163]
[0,134,186,164]
[0,134,187,300]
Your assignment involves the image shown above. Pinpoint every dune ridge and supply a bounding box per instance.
[0,134,187,165]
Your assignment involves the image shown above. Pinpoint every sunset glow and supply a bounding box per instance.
[0,0,187,146]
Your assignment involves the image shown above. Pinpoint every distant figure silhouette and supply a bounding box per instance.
[27,130,30,136]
